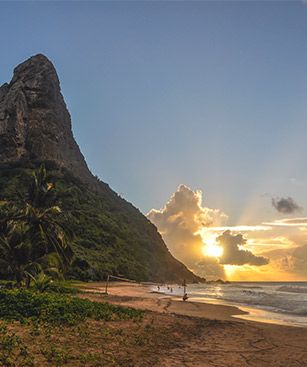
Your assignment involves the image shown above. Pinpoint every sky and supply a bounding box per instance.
[1,1,307,280]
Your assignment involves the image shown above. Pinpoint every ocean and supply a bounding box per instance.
[154,282,307,327]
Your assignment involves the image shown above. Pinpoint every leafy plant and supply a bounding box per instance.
[0,165,74,287]
[31,273,53,293]
[0,289,143,325]
[0,323,34,367]
[40,345,71,366]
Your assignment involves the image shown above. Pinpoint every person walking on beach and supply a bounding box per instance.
[182,279,188,301]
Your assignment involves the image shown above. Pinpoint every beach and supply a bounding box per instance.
[79,282,247,321]
[78,282,307,366]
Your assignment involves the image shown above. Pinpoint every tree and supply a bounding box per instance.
[0,222,39,288]
[0,165,74,287]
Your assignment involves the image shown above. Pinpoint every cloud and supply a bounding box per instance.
[147,185,227,279]
[147,185,270,279]
[195,257,225,279]
[271,244,307,278]
[264,217,307,227]
[205,225,272,232]
[272,197,303,214]
[216,230,269,266]
[247,236,295,252]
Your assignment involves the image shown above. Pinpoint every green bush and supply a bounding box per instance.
[0,290,143,325]
[43,282,79,295]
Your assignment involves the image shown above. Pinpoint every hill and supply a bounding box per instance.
[0,54,201,283]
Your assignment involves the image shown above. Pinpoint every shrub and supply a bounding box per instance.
[0,290,143,325]
[43,282,79,295]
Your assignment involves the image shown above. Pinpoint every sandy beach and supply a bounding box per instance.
[79,282,247,321]
[77,281,307,367]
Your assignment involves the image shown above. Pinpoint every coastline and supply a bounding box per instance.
[79,281,307,327]
[75,281,307,366]
[2,281,307,366]
[78,281,247,322]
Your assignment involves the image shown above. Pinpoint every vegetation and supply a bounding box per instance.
[0,287,147,367]
[0,294,202,367]
[0,289,142,325]
[0,165,73,287]
[0,155,201,363]
[0,323,34,367]
[0,161,200,283]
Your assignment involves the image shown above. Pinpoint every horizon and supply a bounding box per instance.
[1,1,307,281]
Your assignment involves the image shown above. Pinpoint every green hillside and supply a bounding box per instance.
[0,161,202,283]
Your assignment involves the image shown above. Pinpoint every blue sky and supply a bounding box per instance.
[1,1,307,225]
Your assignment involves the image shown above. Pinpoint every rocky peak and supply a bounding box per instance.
[0,54,92,183]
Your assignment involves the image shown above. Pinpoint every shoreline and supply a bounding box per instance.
[78,281,246,321]
[77,281,307,328]
[2,281,307,366]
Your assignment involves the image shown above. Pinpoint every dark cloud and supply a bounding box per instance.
[272,197,303,214]
[217,230,269,266]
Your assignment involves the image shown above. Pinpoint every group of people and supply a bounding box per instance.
[156,284,173,293]
[156,282,189,302]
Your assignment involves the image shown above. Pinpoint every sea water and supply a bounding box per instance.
[153,282,307,327]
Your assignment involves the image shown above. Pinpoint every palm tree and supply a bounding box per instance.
[23,165,73,263]
[0,222,40,288]
[0,165,74,287]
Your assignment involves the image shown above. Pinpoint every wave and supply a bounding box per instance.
[229,284,263,290]
[154,283,307,318]
[217,294,307,316]
[202,288,307,316]
[277,286,307,294]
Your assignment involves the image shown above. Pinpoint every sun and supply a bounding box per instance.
[202,236,224,258]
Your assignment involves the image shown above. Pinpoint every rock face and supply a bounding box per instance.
[0,54,92,182]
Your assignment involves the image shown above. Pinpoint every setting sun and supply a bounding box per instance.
[202,237,224,258]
